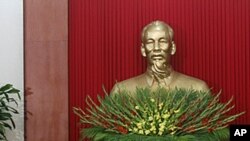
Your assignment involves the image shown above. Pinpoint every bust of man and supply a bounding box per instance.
[111,21,209,94]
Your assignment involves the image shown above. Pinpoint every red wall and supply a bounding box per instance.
[69,0,250,140]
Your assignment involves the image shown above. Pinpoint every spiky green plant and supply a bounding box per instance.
[74,87,244,141]
[0,84,21,140]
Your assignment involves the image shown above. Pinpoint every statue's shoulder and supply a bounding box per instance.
[173,71,209,91]
[110,73,147,94]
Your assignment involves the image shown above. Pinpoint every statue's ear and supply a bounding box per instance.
[141,43,146,57]
[170,41,176,55]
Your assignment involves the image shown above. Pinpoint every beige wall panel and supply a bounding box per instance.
[25,0,68,140]
[25,0,68,41]
[25,41,68,141]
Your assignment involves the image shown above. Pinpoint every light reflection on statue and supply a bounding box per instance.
[111,21,209,94]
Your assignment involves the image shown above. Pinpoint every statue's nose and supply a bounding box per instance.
[154,42,160,51]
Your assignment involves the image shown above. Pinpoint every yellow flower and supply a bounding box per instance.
[159,122,166,127]
[150,98,155,102]
[159,127,165,132]
[158,131,163,135]
[136,123,142,129]
[170,131,176,135]
[138,130,144,134]
[150,122,155,126]
[133,128,138,132]
[174,109,180,113]
[168,125,178,131]
[158,103,164,110]
[150,126,156,131]
[135,106,139,110]
[145,130,150,135]
[148,116,153,121]
[162,113,170,119]
[141,120,146,125]
[155,113,160,120]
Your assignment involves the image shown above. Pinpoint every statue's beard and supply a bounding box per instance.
[151,61,171,80]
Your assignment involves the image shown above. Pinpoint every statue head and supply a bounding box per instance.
[141,21,176,70]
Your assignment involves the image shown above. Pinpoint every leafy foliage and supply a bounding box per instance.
[81,127,229,141]
[74,87,244,141]
[0,84,21,140]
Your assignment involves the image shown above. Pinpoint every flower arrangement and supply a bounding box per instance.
[74,88,244,141]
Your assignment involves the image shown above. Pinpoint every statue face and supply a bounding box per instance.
[142,28,171,67]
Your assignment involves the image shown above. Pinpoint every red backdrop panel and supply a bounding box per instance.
[69,0,250,140]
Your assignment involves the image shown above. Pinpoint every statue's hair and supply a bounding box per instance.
[141,21,174,42]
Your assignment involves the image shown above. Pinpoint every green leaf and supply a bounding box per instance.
[93,132,109,141]
[2,122,12,130]
[0,84,12,92]
[0,112,12,120]
[6,88,20,94]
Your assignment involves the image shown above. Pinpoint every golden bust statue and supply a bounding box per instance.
[112,21,209,93]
